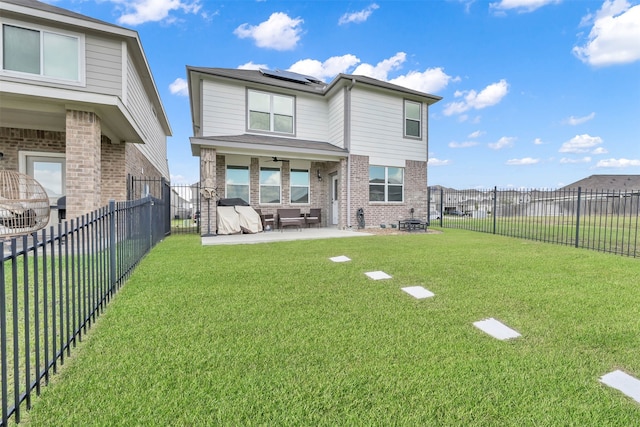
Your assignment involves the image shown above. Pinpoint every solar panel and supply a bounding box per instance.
[259,68,323,85]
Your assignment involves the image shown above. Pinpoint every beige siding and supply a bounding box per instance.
[125,53,169,177]
[201,80,246,136]
[328,89,344,147]
[349,87,426,164]
[295,93,328,141]
[85,35,121,95]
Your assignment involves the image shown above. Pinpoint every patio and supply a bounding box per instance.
[201,226,373,245]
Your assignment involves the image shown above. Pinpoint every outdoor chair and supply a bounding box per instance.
[305,208,321,228]
[255,209,275,231]
[277,208,305,231]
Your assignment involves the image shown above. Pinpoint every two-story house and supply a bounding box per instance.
[188,67,441,233]
[0,0,171,221]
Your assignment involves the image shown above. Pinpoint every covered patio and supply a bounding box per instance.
[201,226,372,246]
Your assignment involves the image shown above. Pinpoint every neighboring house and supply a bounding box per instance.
[0,0,171,222]
[187,67,441,233]
[562,174,640,191]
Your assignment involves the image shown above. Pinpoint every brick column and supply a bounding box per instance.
[65,110,101,219]
[200,147,217,236]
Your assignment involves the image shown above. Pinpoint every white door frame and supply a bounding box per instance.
[331,174,339,225]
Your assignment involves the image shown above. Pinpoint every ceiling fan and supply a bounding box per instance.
[272,156,290,163]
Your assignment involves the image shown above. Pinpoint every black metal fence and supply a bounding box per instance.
[1,196,166,426]
[428,186,639,258]
[128,176,200,235]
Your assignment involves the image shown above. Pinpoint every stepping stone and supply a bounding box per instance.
[473,318,521,340]
[330,255,351,262]
[365,271,392,280]
[600,370,640,403]
[401,286,435,299]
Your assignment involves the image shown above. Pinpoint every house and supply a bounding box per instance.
[187,67,441,233]
[0,0,171,222]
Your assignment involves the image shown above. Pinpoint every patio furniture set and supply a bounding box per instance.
[255,208,321,232]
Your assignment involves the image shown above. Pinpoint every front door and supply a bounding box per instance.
[331,174,338,225]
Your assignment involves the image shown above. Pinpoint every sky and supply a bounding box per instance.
[47,0,640,189]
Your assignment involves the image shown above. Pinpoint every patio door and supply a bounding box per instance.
[21,152,66,206]
[331,174,338,225]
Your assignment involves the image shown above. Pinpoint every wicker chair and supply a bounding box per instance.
[305,208,321,228]
[255,209,275,230]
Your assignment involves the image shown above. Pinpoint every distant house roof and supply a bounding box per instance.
[562,175,640,191]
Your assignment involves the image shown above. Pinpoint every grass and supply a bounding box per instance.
[20,230,640,425]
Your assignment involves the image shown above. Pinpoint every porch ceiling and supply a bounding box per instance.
[190,134,348,162]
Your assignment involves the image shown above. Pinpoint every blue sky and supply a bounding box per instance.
[50,0,640,189]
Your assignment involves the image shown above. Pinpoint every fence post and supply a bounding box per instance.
[109,200,117,294]
[575,187,582,248]
[493,186,497,234]
[439,188,444,227]
[1,240,7,426]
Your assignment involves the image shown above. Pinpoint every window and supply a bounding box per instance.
[404,100,421,138]
[2,23,81,82]
[248,90,294,134]
[369,166,403,202]
[259,167,281,204]
[226,166,250,203]
[290,169,309,204]
[20,152,66,205]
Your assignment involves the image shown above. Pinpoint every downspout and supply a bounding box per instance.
[346,78,356,228]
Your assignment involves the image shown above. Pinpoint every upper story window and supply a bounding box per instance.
[226,165,250,204]
[248,90,294,134]
[1,22,83,84]
[290,169,309,204]
[404,100,422,138]
[369,166,404,202]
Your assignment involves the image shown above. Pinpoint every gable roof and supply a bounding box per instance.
[186,67,443,104]
[562,174,640,191]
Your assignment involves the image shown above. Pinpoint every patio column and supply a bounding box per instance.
[65,109,101,219]
[200,147,217,236]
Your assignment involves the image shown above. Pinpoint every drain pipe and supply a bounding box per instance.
[346,78,356,228]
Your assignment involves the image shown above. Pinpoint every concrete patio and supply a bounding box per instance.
[201,226,373,245]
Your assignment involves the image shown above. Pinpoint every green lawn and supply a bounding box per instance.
[22,230,640,425]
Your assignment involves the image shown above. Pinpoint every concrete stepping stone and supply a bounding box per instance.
[600,370,640,403]
[330,255,351,262]
[401,286,435,299]
[473,317,521,340]
[365,271,392,280]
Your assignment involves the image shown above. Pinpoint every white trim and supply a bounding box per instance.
[1,18,86,86]
[18,150,65,173]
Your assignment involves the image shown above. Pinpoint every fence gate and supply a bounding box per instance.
[128,176,201,235]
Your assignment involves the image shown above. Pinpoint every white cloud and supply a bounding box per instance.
[560,157,592,164]
[169,77,188,96]
[563,112,596,125]
[591,147,609,154]
[352,52,406,80]
[389,67,459,94]
[596,158,640,167]
[448,141,478,148]
[533,137,545,145]
[234,12,303,51]
[338,3,379,25]
[559,134,603,153]
[112,0,202,26]
[288,55,360,81]
[573,1,640,66]
[506,157,540,165]
[488,136,516,150]
[443,79,509,116]
[489,0,560,13]
[468,130,485,138]
[428,157,451,166]
[237,61,268,70]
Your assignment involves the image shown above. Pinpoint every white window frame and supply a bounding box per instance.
[289,168,310,205]
[404,100,422,139]
[259,166,281,205]
[247,89,295,135]
[19,151,66,206]
[369,166,404,203]
[1,19,85,86]
[225,165,250,204]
